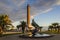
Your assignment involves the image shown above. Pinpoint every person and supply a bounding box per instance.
[32,27,38,36]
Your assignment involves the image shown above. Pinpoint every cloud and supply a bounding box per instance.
[11,0,25,7]
[0,0,60,21]
[30,8,53,19]
[56,0,60,5]
[0,0,26,21]
[41,8,53,14]
[29,0,59,18]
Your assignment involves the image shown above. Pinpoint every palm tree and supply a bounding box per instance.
[48,25,53,32]
[52,23,59,32]
[39,27,42,32]
[17,25,21,29]
[31,19,40,27]
[31,19,43,32]
[0,15,5,32]
[0,14,12,32]
[31,19,36,27]
[20,21,27,33]
[57,25,60,32]
[0,26,3,34]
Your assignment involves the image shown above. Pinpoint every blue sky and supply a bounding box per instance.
[0,0,60,27]
[34,6,60,26]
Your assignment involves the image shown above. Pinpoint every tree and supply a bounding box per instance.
[31,19,40,27]
[48,23,60,32]
[39,27,42,32]
[17,25,21,29]
[52,23,59,32]
[57,25,60,32]
[31,19,43,32]
[31,19,36,27]
[52,23,59,26]
[48,25,53,32]
[20,21,27,33]
[0,14,12,32]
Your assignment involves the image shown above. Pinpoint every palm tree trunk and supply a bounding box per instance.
[22,27,25,33]
[51,28,52,32]
[40,29,41,32]
[0,26,3,34]
[55,28,56,32]
[58,28,59,32]
[48,28,49,31]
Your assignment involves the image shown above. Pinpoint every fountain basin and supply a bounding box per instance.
[19,33,53,38]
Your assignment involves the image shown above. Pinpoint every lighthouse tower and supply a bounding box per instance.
[27,4,35,30]
[27,4,30,27]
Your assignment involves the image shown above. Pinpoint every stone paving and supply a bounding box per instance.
[0,34,60,40]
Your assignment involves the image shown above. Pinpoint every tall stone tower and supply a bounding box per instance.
[27,4,35,30]
[27,4,30,27]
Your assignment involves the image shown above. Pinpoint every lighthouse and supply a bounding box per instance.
[27,4,30,27]
[27,4,35,30]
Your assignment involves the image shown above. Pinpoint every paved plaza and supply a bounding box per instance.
[0,34,60,40]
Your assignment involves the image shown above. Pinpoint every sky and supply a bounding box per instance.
[0,0,60,27]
